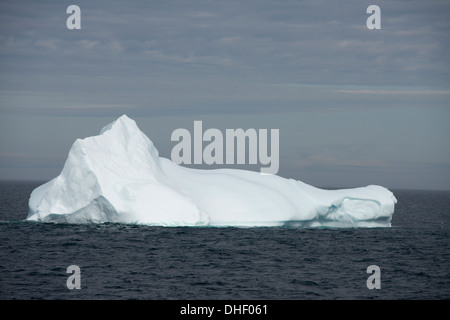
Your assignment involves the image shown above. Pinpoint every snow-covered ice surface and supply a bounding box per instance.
[27,115,397,227]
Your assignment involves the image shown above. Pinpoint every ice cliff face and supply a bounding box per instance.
[27,115,397,227]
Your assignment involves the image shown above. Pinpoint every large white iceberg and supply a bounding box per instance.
[27,115,397,227]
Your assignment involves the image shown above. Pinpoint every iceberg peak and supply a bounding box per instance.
[100,114,135,135]
[27,115,396,227]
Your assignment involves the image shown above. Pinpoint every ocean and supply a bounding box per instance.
[0,181,449,300]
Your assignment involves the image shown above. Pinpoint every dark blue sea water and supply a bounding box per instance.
[1,181,449,300]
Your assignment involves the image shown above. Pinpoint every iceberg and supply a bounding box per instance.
[27,115,397,227]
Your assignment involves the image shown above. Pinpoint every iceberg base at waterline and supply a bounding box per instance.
[27,115,397,227]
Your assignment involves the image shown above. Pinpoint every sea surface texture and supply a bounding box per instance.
[1,181,449,299]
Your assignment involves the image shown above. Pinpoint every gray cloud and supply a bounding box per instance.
[1,0,449,116]
[0,0,449,189]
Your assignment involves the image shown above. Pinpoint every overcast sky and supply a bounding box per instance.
[1,0,449,190]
